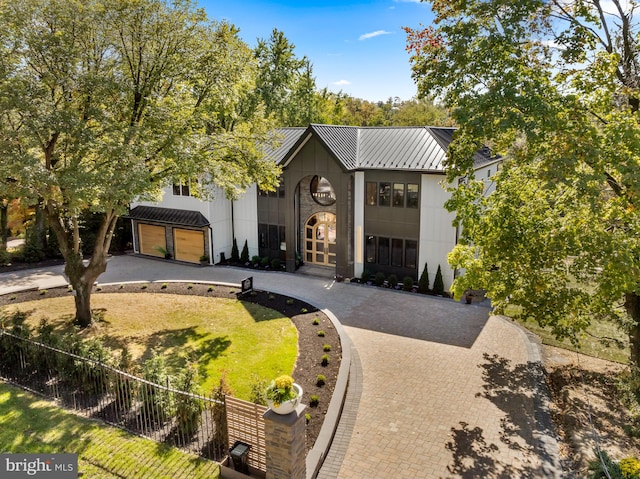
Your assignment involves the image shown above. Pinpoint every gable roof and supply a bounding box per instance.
[273,124,496,173]
[263,127,306,164]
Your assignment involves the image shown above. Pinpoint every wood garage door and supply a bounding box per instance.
[174,228,204,263]
[139,224,166,257]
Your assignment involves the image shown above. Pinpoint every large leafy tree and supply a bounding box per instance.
[406,0,640,366]
[251,28,319,126]
[0,0,280,327]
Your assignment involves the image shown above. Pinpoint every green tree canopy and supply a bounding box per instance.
[406,0,640,365]
[0,0,280,326]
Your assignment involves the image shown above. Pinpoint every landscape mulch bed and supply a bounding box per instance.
[0,281,342,453]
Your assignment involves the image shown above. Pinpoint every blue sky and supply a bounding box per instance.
[199,0,435,102]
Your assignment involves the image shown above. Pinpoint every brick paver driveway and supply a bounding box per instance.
[0,255,562,478]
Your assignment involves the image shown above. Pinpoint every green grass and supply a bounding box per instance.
[2,293,298,399]
[0,382,220,479]
[504,305,629,364]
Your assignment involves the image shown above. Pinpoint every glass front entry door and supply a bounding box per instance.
[305,212,336,266]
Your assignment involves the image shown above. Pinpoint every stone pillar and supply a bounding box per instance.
[264,404,307,479]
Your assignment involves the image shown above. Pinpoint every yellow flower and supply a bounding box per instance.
[274,375,294,390]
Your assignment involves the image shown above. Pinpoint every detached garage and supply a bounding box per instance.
[127,206,211,264]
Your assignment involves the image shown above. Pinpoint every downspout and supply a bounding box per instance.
[208,225,213,265]
[130,219,138,253]
[231,200,235,249]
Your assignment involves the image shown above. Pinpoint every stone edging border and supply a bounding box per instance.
[496,315,565,479]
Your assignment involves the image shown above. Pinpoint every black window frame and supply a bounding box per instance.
[392,183,405,207]
[406,184,419,208]
[405,239,417,269]
[378,182,391,207]
[377,237,390,265]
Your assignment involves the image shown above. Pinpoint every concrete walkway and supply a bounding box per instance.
[0,255,563,478]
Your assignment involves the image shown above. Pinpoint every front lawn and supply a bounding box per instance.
[0,382,220,479]
[1,292,298,399]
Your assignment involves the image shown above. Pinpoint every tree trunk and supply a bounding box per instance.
[64,254,106,328]
[626,292,640,370]
[46,203,119,328]
[0,200,7,249]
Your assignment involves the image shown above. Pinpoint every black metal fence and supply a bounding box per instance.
[0,330,227,461]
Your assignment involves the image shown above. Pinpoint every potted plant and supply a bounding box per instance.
[264,375,302,415]
[155,246,172,259]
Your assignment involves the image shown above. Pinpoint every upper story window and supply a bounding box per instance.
[367,181,419,208]
[378,182,391,206]
[392,183,405,207]
[173,181,191,196]
[366,182,377,206]
[310,176,336,206]
[406,184,419,208]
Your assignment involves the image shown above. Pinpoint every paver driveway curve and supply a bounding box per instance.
[0,255,563,478]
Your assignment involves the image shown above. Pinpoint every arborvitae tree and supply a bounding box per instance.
[433,265,444,295]
[45,226,61,258]
[231,238,240,262]
[22,224,45,263]
[418,262,429,293]
[240,239,249,263]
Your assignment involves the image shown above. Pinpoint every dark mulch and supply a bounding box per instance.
[0,280,341,452]
[0,257,66,272]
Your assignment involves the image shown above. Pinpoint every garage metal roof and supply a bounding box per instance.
[276,124,496,172]
[127,206,209,227]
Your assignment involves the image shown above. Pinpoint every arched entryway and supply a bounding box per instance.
[304,212,336,266]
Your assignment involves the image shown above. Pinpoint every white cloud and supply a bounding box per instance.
[333,80,352,86]
[359,30,393,40]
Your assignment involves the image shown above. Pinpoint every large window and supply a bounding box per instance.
[378,182,391,207]
[392,183,405,207]
[366,182,377,206]
[405,240,417,269]
[391,238,403,267]
[367,181,419,208]
[258,224,268,248]
[407,184,419,208]
[366,235,376,263]
[268,225,279,250]
[363,235,418,269]
[378,237,390,265]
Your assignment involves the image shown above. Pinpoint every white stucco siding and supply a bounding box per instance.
[133,186,211,218]
[207,194,232,264]
[418,174,457,291]
[231,185,259,259]
[474,159,501,196]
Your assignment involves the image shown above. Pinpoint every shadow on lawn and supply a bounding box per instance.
[141,327,230,363]
[0,384,93,456]
[444,353,560,478]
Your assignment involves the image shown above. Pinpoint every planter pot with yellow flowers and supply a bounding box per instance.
[265,375,302,415]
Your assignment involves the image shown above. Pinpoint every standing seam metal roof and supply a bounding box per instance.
[271,124,495,172]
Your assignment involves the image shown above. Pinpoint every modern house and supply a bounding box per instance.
[128,124,499,289]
